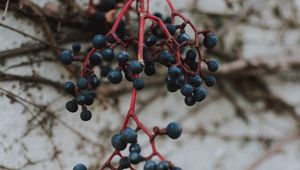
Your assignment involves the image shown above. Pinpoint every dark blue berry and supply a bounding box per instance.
[128,60,143,74]
[166,24,176,35]
[121,127,137,144]
[60,50,73,65]
[205,75,216,87]
[189,75,202,87]
[160,51,174,65]
[80,110,92,121]
[186,49,197,61]
[157,161,169,170]
[168,66,181,78]
[180,84,193,97]
[77,77,89,90]
[64,81,75,94]
[154,12,163,19]
[117,51,129,63]
[76,95,87,105]
[108,69,123,84]
[167,85,178,93]
[164,16,172,24]
[119,157,131,169]
[177,32,190,43]
[101,48,114,62]
[145,35,157,46]
[203,33,218,49]
[193,87,207,102]
[66,101,78,113]
[90,75,100,88]
[101,65,112,77]
[73,163,87,170]
[98,0,117,11]
[72,43,81,53]
[144,160,157,170]
[166,122,182,139]
[82,92,94,106]
[185,96,195,106]
[92,34,106,49]
[207,60,219,72]
[133,78,145,90]
[111,133,127,151]
[129,143,141,153]
[144,65,156,76]
[90,52,102,65]
[129,152,141,164]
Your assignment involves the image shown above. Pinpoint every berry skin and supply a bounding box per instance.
[189,75,202,87]
[185,96,195,106]
[186,49,197,61]
[119,157,131,169]
[166,122,182,139]
[193,87,207,102]
[167,84,178,93]
[64,81,75,94]
[128,60,143,74]
[166,24,176,35]
[90,75,100,89]
[66,101,78,113]
[77,77,89,90]
[203,33,218,49]
[145,35,157,46]
[90,52,102,65]
[101,65,112,77]
[101,48,114,62]
[73,163,87,170]
[144,65,156,76]
[160,51,175,65]
[207,60,219,72]
[168,66,181,78]
[129,152,141,164]
[111,133,127,151]
[205,75,216,87]
[80,110,92,121]
[133,78,145,90]
[108,69,123,84]
[180,84,193,97]
[92,34,106,49]
[129,143,141,153]
[154,12,163,19]
[144,160,157,170]
[157,161,169,170]
[164,16,172,24]
[121,127,137,144]
[72,43,81,53]
[60,50,73,65]
[177,32,190,43]
[117,51,129,63]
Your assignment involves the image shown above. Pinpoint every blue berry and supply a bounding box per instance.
[82,92,94,106]
[98,0,117,11]
[168,66,181,78]
[119,157,131,169]
[108,69,123,84]
[73,163,87,170]
[77,77,89,90]
[189,75,202,87]
[207,60,219,72]
[129,152,141,164]
[111,133,127,151]
[90,52,102,65]
[60,50,73,65]
[64,81,75,94]
[166,24,176,35]
[177,32,190,43]
[180,84,193,97]
[128,60,143,74]
[186,49,197,61]
[101,48,114,61]
[92,34,106,49]
[160,51,174,65]
[76,95,87,105]
[121,127,137,144]
[185,96,195,106]
[203,33,218,49]
[129,143,141,153]
[157,161,169,170]
[167,84,178,93]
[144,160,157,170]
[117,51,129,63]
[164,16,172,24]
[145,35,157,46]
[90,75,100,88]
[101,65,112,77]
[66,101,78,113]
[205,75,216,87]
[193,87,207,102]
[80,110,92,121]
[154,12,163,19]
[72,43,81,53]
[133,78,145,90]
[144,65,156,76]
[166,122,182,139]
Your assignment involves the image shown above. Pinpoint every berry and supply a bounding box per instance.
[101,65,112,77]
[129,143,141,153]
[111,133,127,151]
[167,84,178,92]
[180,84,193,97]
[144,160,157,170]
[77,77,89,90]
[145,35,157,46]
[66,101,78,113]
[129,152,141,164]
[121,127,137,143]
[172,167,182,170]
[205,75,216,87]
[193,87,207,102]
[72,43,81,53]
[108,69,123,84]
[60,50,73,65]
[144,65,156,76]
[185,96,195,106]
[90,75,100,88]
[80,110,92,121]
[89,52,102,65]
[164,16,172,24]
[166,24,176,35]
[133,78,145,90]
[128,60,143,74]
[189,75,202,87]
[157,161,169,170]
[117,51,129,63]
[186,49,197,61]
[98,0,117,11]
[119,157,131,169]
[101,48,114,61]
[64,81,75,94]
[92,34,106,49]
[166,122,182,139]
[160,51,174,65]
[207,60,219,72]
[177,32,190,43]
[203,33,218,49]
[154,12,163,19]
[168,66,181,78]
[73,163,87,170]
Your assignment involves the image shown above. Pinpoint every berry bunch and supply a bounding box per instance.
[60,0,219,169]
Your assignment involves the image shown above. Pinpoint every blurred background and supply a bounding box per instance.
[0,0,300,170]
